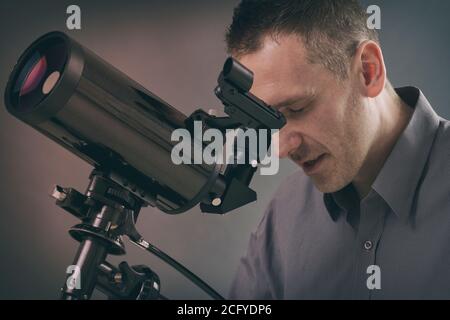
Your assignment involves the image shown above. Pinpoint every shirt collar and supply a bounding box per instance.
[324,87,441,221]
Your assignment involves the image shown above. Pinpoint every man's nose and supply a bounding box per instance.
[272,129,303,159]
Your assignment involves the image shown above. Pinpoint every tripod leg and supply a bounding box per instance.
[61,236,108,300]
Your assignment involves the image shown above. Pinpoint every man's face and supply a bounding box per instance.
[237,34,374,193]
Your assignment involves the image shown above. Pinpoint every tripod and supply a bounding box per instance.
[54,168,223,300]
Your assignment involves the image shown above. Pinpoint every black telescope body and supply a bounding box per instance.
[4,31,226,213]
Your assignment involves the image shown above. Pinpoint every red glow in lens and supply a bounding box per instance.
[20,56,47,96]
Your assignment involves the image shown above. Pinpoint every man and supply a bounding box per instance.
[227,0,450,299]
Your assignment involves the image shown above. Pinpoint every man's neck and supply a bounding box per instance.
[353,84,414,200]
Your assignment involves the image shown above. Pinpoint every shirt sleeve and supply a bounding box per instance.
[228,199,277,300]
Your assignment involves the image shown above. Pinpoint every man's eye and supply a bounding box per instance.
[279,101,312,116]
[288,107,304,113]
[282,106,305,115]
[288,101,314,115]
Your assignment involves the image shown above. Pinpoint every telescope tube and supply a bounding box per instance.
[4,31,225,213]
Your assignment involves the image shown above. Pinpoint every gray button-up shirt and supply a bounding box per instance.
[229,87,450,300]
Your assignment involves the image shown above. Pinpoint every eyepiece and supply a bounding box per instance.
[222,57,253,92]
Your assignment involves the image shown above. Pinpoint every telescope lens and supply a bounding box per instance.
[20,55,47,96]
[11,38,68,112]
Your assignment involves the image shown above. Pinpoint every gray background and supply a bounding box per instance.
[0,0,448,299]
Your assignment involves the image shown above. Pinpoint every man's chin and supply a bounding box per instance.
[310,175,349,194]
[293,156,352,193]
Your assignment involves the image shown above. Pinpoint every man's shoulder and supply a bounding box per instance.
[437,116,450,141]
[439,116,450,144]
[429,117,450,172]
[414,116,450,215]
[428,116,450,181]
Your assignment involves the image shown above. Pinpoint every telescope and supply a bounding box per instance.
[4,31,286,300]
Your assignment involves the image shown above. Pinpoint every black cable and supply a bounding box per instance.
[131,238,225,300]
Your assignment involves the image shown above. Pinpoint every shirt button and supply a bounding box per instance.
[364,240,373,251]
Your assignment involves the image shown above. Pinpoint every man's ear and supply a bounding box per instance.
[352,40,386,98]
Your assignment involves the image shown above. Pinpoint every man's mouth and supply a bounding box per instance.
[300,154,327,175]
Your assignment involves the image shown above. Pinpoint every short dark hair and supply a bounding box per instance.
[225,0,379,79]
